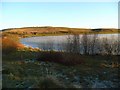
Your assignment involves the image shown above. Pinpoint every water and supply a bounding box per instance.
[20,34,119,52]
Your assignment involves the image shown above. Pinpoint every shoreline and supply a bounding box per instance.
[20,32,119,38]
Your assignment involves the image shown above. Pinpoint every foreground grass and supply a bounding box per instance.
[2,50,119,88]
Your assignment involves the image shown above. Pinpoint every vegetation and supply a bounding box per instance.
[2,27,119,38]
[1,27,120,88]
[2,51,119,88]
[2,37,18,54]
[37,51,84,66]
[64,33,120,55]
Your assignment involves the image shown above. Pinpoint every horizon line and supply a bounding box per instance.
[1,26,118,30]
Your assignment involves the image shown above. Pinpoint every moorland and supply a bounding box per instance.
[1,26,120,88]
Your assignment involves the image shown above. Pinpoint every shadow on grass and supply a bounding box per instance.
[37,51,84,66]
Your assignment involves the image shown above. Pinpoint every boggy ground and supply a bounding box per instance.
[2,50,120,88]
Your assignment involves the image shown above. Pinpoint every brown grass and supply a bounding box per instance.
[2,36,23,54]
[37,51,84,66]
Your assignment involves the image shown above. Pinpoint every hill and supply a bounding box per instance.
[1,26,119,38]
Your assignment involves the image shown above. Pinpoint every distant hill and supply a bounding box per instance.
[1,26,119,37]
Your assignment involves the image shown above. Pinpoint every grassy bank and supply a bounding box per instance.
[2,50,120,88]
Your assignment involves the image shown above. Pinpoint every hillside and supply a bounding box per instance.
[1,26,119,38]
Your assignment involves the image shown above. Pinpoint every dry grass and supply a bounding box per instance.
[37,51,84,66]
[2,49,119,88]
[3,27,119,38]
[2,37,18,54]
[2,33,26,55]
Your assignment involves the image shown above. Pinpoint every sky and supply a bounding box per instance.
[0,1,118,30]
